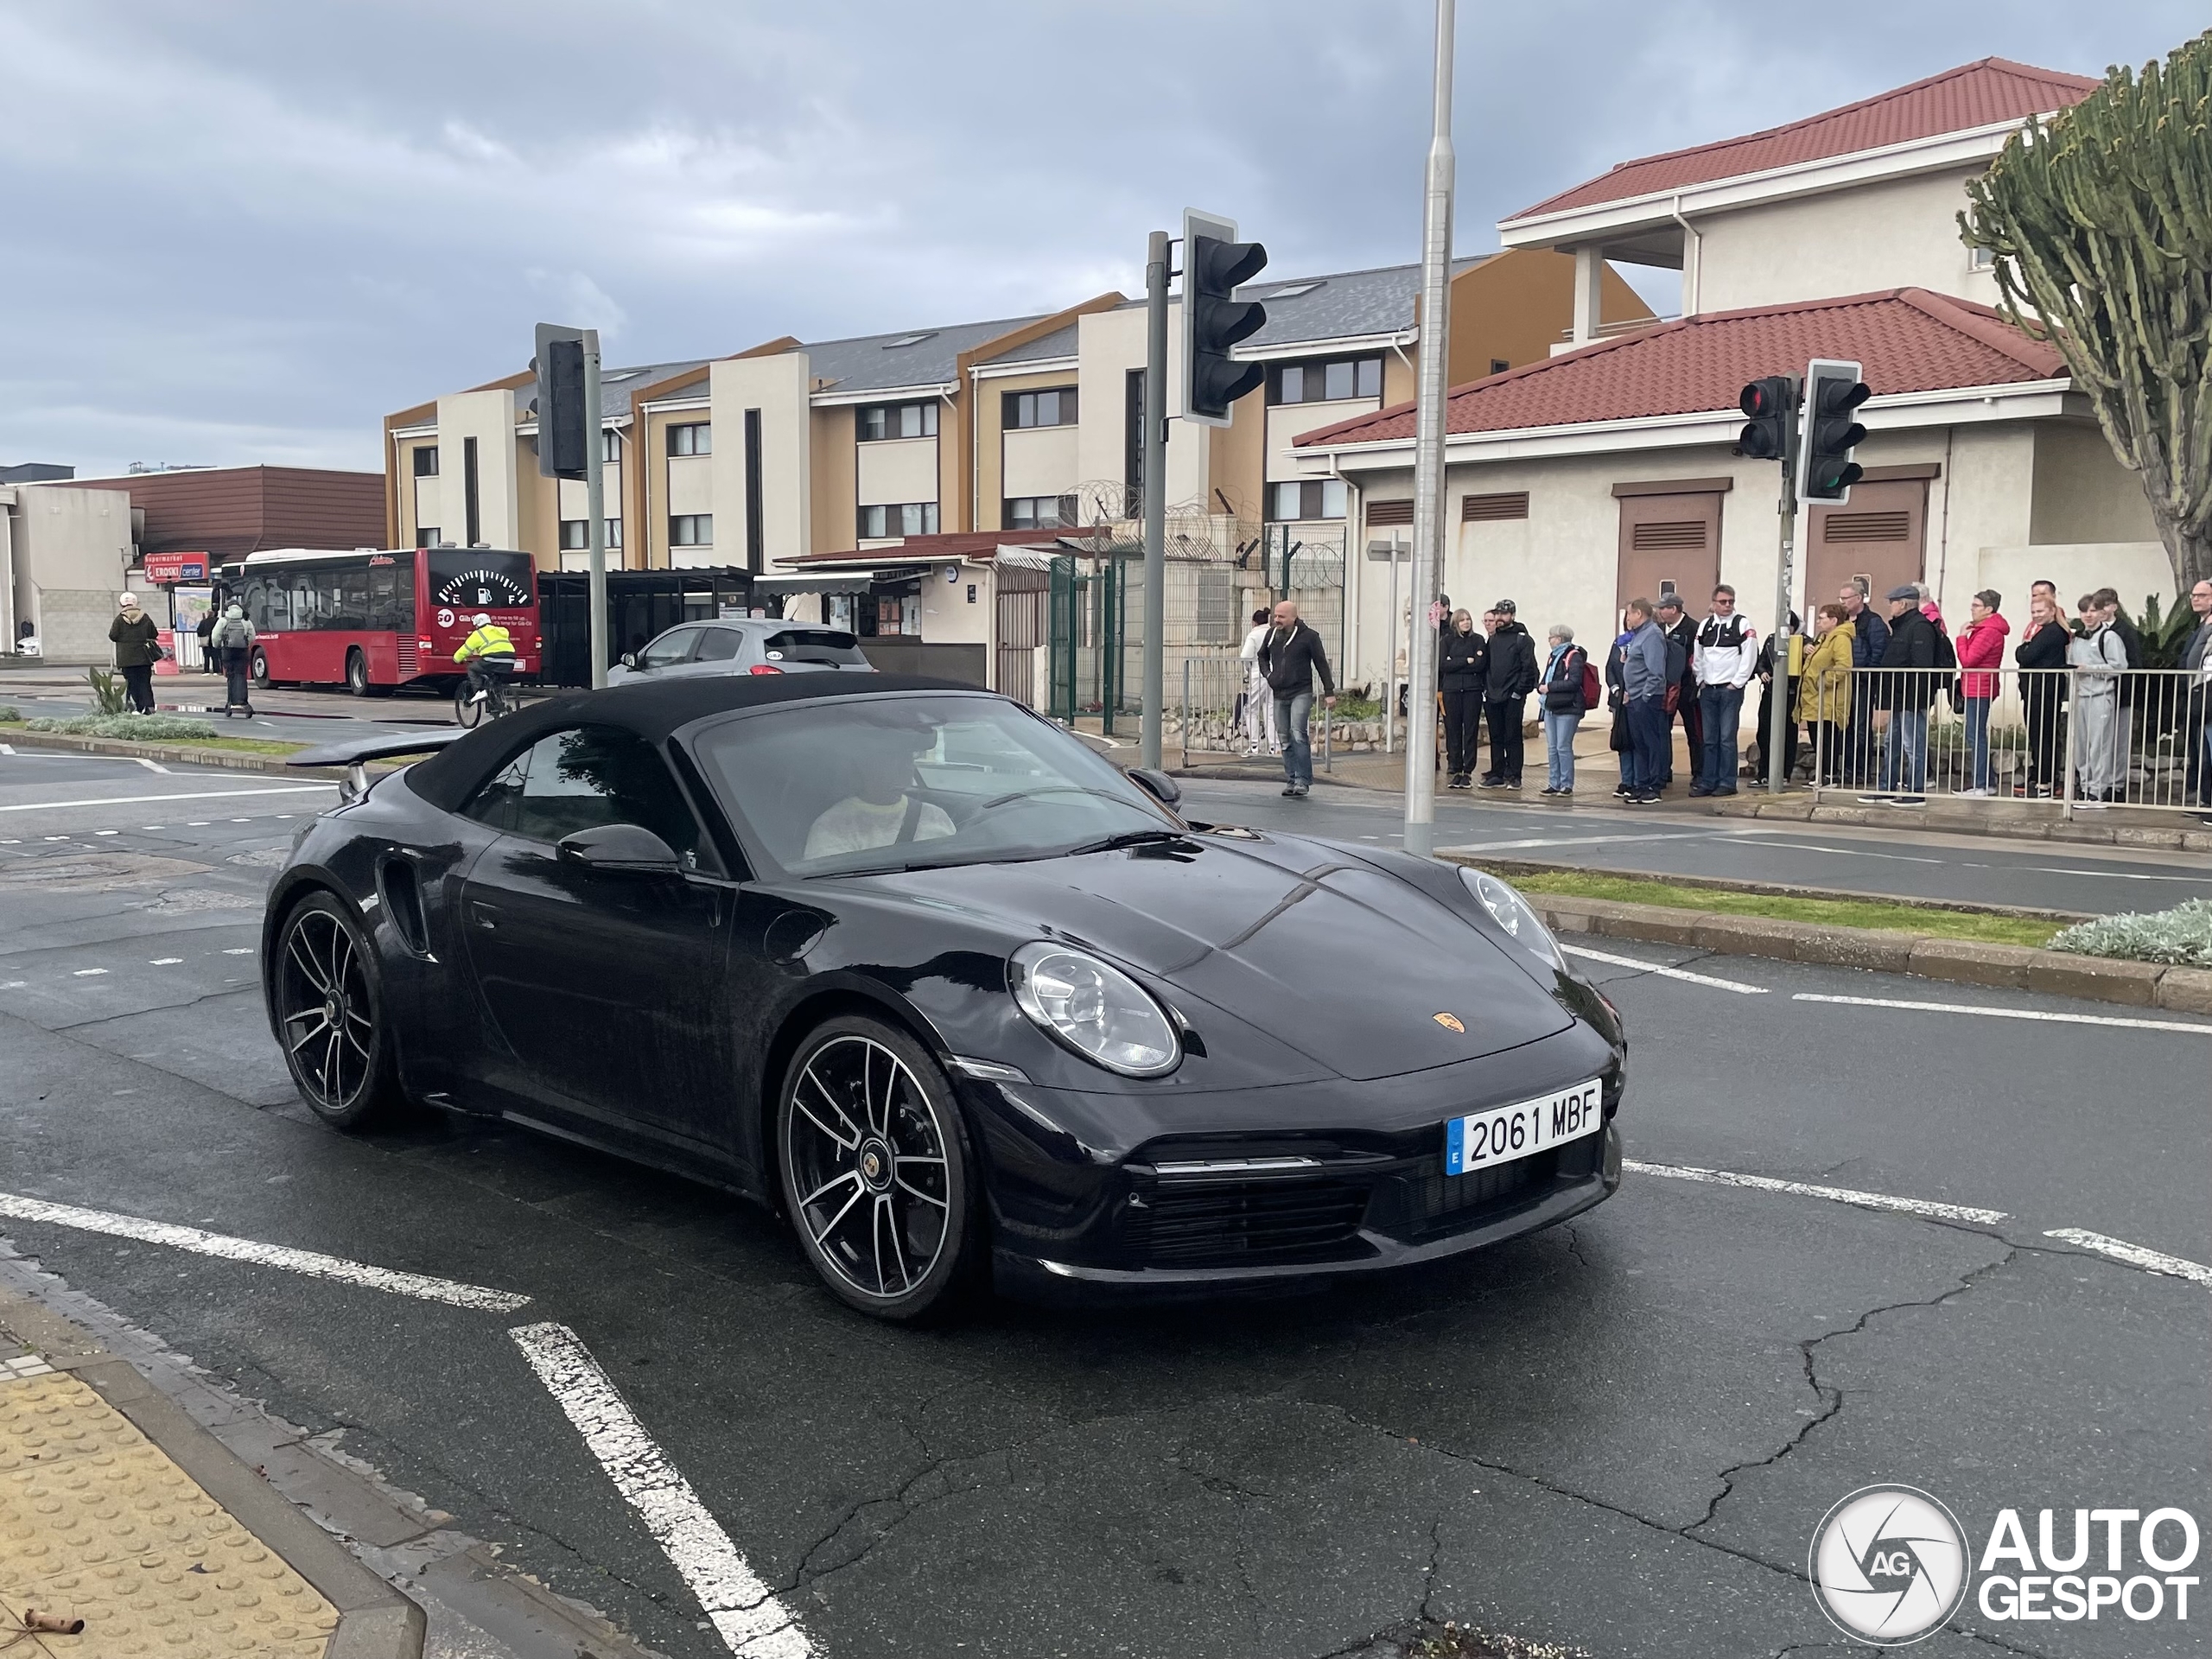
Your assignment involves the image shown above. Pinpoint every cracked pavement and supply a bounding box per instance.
[0,753,2205,1657]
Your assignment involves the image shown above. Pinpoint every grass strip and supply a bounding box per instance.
[1506,869,2063,949]
[0,721,307,758]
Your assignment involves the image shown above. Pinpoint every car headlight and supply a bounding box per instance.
[1459,868,1565,973]
[1008,942,1181,1077]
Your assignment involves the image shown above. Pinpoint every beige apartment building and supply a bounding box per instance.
[382,249,1640,587]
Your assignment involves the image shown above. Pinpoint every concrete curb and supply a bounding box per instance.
[0,727,373,781]
[1442,875,2212,1015]
[0,1287,425,1659]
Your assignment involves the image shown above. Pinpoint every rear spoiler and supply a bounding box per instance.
[287,728,465,803]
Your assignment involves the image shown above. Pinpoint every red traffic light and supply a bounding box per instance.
[1738,375,1797,462]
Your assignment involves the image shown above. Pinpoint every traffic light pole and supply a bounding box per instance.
[1140,231,1169,772]
[1402,0,1456,858]
[582,328,608,690]
[1767,438,1798,797]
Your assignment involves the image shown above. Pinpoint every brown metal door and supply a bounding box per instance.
[994,572,1046,706]
[1616,493,1722,613]
[1806,480,1926,608]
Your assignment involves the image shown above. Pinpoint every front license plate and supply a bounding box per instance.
[1444,1079,1603,1176]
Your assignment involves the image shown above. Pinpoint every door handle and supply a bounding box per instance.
[470,901,500,931]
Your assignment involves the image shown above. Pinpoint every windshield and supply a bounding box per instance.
[763,628,866,666]
[425,550,536,612]
[690,694,1178,875]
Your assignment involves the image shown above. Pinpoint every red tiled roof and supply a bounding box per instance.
[1509,58,2099,221]
[1294,289,2066,448]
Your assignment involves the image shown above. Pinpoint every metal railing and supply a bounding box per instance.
[1796,664,2210,817]
[1179,657,1332,772]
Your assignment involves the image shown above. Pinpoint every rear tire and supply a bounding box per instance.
[778,1014,981,1322]
[454,680,482,728]
[345,649,371,696]
[270,893,407,1129]
[251,648,270,689]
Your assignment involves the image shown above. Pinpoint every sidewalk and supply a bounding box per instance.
[0,1289,412,1656]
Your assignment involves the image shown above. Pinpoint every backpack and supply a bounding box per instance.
[1580,659,1602,711]
[1929,618,1958,705]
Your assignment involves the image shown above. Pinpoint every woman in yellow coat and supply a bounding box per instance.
[1796,604,1854,785]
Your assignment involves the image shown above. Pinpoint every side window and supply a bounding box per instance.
[640,627,701,670]
[461,748,531,833]
[507,726,702,861]
[694,628,743,662]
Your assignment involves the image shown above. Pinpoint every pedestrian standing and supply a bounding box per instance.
[1619,599,1671,806]
[1255,599,1335,799]
[1796,605,1854,785]
[2093,587,2142,792]
[1439,608,1486,790]
[1955,590,2009,796]
[1836,582,1889,785]
[1654,594,1698,789]
[1605,616,1635,798]
[2069,594,2127,804]
[1746,610,1801,786]
[109,593,161,714]
[1537,624,1588,795]
[194,606,218,674]
[1236,607,1278,756]
[211,602,257,717]
[2181,578,2212,808]
[1688,584,1758,797]
[1478,600,1537,789]
[2015,589,2069,798]
[1872,584,1937,803]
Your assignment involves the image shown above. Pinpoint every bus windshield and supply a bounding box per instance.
[426,550,536,612]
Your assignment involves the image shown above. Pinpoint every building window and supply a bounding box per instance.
[602,428,621,463]
[1462,491,1530,523]
[563,518,626,550]
[1005,494,1078,531]
[667,422,711,457]
[1268,480,1348,521]
[411,446,439,478]
[1490,359,1510,376]
[416,526,442,549]
[1004,388,1077,429]
[857,402,938,442]
[859,502,939,538]
[1268,356,1382,405]
[671,513,713,547]
[1968,245,1997,271]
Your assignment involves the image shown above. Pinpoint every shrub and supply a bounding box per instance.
[23,714,221,741]
[2048,899,2212,968]
[86,665,130,715]
[0,707,17,722]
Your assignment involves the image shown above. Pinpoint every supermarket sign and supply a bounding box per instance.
[143,550,209,583]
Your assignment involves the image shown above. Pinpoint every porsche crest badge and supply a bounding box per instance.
[1433,1012,1465,1033]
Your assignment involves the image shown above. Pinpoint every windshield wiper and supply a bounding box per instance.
[976,785,1131,810]
[1064,829,1189,856]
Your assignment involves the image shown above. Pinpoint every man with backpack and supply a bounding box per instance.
[1689,584,1758,797]
[1537,622,1594,795]
[208,601,257,718]
[1477,599,1539,790]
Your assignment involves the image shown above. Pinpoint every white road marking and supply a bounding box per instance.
[71,969,109,977]
[149,957,183,965]
[222,947,252,956]
[0,785,332,813]
[1737,838,1944,865]
[95,830,118,836]
[1442,831,1719,855]
[0,1192,532,1311]
[2044,1229,2212,1289]
[510,1322,814,1658]
[133,757,171,775]
[1792,992,2212,1035]
[1624,1160,2008,1224]
[1561,944,1767,994]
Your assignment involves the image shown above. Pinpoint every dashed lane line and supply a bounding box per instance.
[1624,1159,2008,1224]
[510,1322,815,1658]
[1440,831,1725,855]
[0,785,334,812]
[0,1192,532,1311]
[1792,991,2212,1034]
[1560,944,1768,995]
[2044,1229,2212,1290]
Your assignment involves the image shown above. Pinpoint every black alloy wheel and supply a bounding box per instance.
[272,893,404,1128]
[778,1015,977,1320]
[251,648,271,689]
[346,649,371,696]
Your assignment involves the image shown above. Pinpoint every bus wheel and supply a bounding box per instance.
[251,649,271,689]
[346,649,371,696]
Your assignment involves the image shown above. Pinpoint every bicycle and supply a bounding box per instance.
[453,656,518,729]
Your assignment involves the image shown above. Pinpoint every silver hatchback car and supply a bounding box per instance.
[607,618,876,683]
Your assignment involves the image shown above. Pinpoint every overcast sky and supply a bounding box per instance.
[2,1,2200,480]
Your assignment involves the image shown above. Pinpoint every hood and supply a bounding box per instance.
[861,836,1573,1081]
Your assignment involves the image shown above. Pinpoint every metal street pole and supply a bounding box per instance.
[1768,452,1798,795]
[1402,0,1456,856]
[1140,230,1170,771]
[582,328,608,690]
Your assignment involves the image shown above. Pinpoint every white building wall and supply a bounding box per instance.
[1265,401,1380,483]
[556,464,623,520]
[711,353,812,563]
[3,485,137,663]
[1001,425,1079,498]
[915,561,993,645]
[664,456,713,516]
[1694,168,2002,313]
[855,437,939,506]
[1075,303,1210,509]
[432,389,521,548]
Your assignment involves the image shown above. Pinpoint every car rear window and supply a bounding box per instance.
[763,629,867,666]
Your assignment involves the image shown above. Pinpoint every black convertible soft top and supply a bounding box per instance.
[403,672,983,812]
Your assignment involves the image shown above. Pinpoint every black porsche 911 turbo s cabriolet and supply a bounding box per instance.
[266,673,1625,1320]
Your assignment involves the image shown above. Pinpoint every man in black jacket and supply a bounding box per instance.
[1439,609,1487,789]
[2182,577,2211,810]
[1837,581,1889,784]
[1654,593,1699,789]
[1256,599,1336,798]
[1872,584,1938,801]
[1478,600,1539,788]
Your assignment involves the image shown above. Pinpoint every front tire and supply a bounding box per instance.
[271,893,406,1129]
[778,1015,980,1321]
[345,648,371,696]
[454,680,483,728]
[251,648,270,689]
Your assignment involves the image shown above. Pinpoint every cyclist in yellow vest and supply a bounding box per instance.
[454,613,516,705]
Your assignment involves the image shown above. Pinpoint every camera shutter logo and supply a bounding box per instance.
[1809,1484,1969,1644]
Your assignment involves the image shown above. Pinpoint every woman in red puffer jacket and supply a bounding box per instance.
[1956,589,2010,795]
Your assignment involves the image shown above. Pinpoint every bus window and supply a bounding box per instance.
[335,565,370,630]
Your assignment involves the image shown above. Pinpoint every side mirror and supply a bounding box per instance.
[556,823,682,874]
[1128,767,1181,807]
[620,652,638,669]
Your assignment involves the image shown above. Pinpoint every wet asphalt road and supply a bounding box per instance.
[0,750,2206,1659]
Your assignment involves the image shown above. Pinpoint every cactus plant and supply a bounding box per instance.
[1960,31,2212,592]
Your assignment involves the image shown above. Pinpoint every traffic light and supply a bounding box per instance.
[1738,375,1798,462]
[1180,209,1268,426]
[1799,359,1871,503]
[531,323,588,480]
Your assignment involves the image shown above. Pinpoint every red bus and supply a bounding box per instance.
[224,546,540,695]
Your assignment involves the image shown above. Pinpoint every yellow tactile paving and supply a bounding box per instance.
[0,1370,339,1656]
